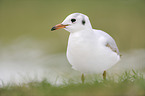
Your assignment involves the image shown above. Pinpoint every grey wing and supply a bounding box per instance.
[94,29,120,56]
[106,39,120,55]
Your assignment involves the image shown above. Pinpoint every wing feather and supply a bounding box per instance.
[93,29,121,56]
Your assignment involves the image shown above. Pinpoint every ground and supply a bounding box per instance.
[0,70,145,96]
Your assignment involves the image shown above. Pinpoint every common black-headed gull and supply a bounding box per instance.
[51,13,121,83]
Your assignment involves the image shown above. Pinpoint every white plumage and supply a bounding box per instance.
[67,29,120,73]
[51,13,120,78]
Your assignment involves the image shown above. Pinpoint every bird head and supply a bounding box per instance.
[51,13,92,33]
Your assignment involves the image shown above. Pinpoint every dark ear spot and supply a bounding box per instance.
[82,20,85,25]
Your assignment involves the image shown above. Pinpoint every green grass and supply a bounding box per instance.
[0,70,145,96]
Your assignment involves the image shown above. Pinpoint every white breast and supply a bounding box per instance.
[66,29,120,73]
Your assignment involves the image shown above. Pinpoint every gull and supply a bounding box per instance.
[51,13,121,83]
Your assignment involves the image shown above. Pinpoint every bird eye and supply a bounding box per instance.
[71,19,76,23]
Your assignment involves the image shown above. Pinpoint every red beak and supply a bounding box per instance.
[51,24,68,31]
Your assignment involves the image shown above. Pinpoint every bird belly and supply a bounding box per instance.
[67,41,120,74]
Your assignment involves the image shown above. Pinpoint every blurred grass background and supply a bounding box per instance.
[0,0,145,96]
[1,70,145,96]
